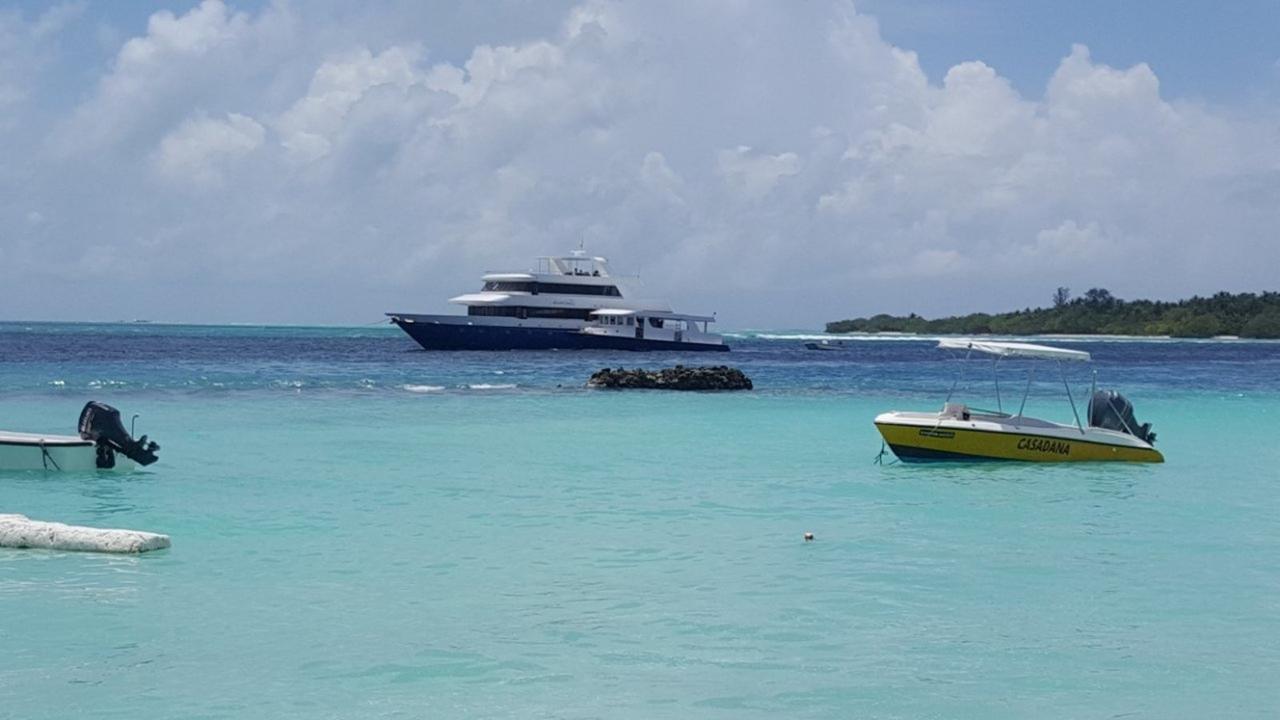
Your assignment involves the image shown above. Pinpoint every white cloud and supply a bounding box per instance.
[1027,220,1112,262]
[276,46,423,162]
[153,112,265,185]
[1047,44,1166,125]
[50,0,289,157]
[0,3,83,114]
[639,150,683,201]
[900,248,972,278]
[717,146,801,200]
[30,2,86,40]
[3,1,1279,324]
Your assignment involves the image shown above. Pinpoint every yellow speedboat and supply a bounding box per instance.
[875,339,1163,463]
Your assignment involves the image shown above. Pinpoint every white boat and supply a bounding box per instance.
[387,251,728,351]
[875,339,1163,463]
[0,402,160,472]
[805,340,846,351]
[579,309,727,351]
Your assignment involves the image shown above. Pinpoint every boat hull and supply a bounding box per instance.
[390,316,728,352]
[874,419,1164,463]
[0,434,135,472]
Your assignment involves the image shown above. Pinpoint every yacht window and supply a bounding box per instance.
[467,306,593,320]
[649,318,664,329]
[543,283,620,297]
[626,317,634,326]
[482,281,619,296]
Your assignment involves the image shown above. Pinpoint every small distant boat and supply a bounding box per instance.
[805,340,847,351]
[874,339,1163,463]
[0,402,160,471]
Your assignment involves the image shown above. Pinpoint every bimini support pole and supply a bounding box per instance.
[1016,365,1035,423]
[993,357,1003,413]
[1090,370,1097,408]
[944,346,974,405]
[1059,360,1084,434]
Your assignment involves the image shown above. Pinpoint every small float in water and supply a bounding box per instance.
[875,339,1162,463]
[0,402,160,471]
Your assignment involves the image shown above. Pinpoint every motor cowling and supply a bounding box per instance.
[1088,390,1156,445]
[78,401,160,467]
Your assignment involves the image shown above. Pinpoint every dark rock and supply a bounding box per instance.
[587,365,753,391]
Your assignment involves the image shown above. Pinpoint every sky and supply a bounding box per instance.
[1,1,1278,328]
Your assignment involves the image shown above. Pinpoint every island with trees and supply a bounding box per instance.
[826,289,1280,338]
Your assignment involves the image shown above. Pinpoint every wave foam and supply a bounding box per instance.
[403,384,445,393]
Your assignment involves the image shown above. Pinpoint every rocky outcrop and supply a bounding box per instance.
[587,365,753,391]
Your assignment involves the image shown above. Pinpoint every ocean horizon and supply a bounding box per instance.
[2,321,1278,718]
[8,318,1280,341]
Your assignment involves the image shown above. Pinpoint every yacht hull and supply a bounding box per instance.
[390,316,728,352]
[874,417,1164,463]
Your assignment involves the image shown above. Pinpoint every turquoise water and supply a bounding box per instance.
[2,324,1279,718]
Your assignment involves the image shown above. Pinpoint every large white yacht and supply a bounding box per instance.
[387,251,728,351]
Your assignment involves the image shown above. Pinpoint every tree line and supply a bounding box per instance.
[825,289,1280,338]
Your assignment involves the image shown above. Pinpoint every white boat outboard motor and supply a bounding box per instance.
[78,401,161,468]
[1088,390,1156,445]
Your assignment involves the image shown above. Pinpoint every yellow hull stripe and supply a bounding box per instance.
[876,422,1164,463]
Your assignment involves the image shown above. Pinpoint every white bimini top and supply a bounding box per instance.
[937,339,1091,362]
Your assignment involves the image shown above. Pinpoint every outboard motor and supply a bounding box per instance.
[78,402,161,468]
[1088,390,1156,445]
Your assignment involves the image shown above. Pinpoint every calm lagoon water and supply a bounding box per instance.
[1,323,1278,718]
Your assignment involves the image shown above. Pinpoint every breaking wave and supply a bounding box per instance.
[403,384,446,393]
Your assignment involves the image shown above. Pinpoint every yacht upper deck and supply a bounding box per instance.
[480,252,617,281]
[445,250,673,317]
[538,252,611,278]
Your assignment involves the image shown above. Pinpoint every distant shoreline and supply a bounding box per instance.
[826,289,1280,339]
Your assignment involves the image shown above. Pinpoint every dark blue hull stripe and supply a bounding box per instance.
[392,320,729,352]
[887,444,1019,463]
